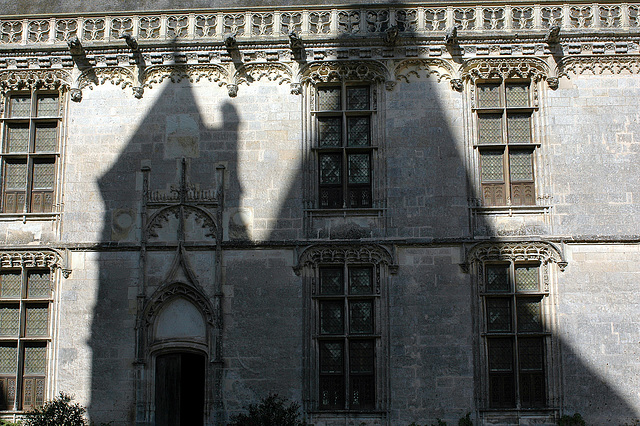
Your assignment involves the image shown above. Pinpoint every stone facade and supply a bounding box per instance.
[0,2,639,425]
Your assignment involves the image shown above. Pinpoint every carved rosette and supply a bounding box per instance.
[461,57,553,87]
[394,58,459,87]
[295,243,398,275]
[557,55,640,78]
[300,60,390,85]
[0,69,72,93]
[0,250,71,278]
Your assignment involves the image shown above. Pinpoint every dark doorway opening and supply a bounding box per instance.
[155,352,205,426]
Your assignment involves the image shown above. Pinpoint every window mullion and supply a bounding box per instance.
[343,264,349,409]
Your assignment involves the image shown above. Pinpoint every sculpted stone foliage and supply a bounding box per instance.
[144,282,216,327]
[558,55,640,77]
[461,57,552,84]
[465,241,567,271]
[234,63,293,86]
[142,64,229,89]
[295,244,397,274]
[0,250,71,278]
[0,69,71,93]
[77,66,135,90]
[146,205,217,240]
[394,58,458,87]
[301,61,389,84]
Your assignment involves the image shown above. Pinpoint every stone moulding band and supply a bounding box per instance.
[0,249,72,278]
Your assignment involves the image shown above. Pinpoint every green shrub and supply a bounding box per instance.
[0,420,21,426]
[229,394,306,426]
[458,412,473,426]
[23,392,88,426]
[558,413,585,426]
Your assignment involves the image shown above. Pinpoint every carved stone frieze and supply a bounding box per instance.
[142,64,229,89]
[394,58,458,86]
[0,69,71,93]
[77,66,135,90]
[295,243,397,275]
[300,60,390,84]
[465,241,566,271]
[234,62,293,86]
[461,57,552,85]
[0,250,71,278]
[557,55,640,77]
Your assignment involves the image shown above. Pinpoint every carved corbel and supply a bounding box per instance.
[546,77,559,90]
[384,80,396,91]
[450,78,463,92]
[132,86,144,99]
[227,83,238,97]
[290,82,301,95]
[69,88,82,102]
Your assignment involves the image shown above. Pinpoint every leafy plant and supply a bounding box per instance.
[0,420,21,426]
[23,392,88,426]
[229,393,306,426]
[458,412,473,426]
[558,413,585,426]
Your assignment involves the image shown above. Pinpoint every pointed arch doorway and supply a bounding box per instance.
[155,351,205,426]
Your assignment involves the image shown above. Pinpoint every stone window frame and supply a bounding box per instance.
[465,241,565,421]
[296,243,397,417]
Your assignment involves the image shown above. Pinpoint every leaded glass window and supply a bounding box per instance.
[315,84,373,209]
[476,81,536,206]
[2,92,60,213]
[316,265,377,410]
[0,268,50,410]
[483,263,546,409]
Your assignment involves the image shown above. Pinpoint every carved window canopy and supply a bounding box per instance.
[461,241,567,274]
[0,248,71,278]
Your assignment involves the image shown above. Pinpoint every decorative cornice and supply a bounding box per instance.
[557,54,640,77]
[0,249,71,278]
[294,243,398,275]
[464,241,566,271]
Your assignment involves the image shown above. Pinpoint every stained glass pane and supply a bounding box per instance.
[349,340,374,373]
[32,161,55,189]
[488,338,513,372]
[518,337,544,371]
[0,273,21,298]
[9,96,30,118]
[27,271,50,299]
[347,117,370,147]
[350,375,375,409]
[507,114,531,144]
[478,114,503,144]
[477,83,501,108]
[509,150,533,181]
[349,301,373,334]
[517,299,542,332]
[506,83,529,107]
[24,346,46,375]
[25,306,48,336]
[486,298,512,332]
[347,154,370,184]
[36,95,58,117]
[0,307,19,336]
[320,268,343,295]
[515,266,539,291]
[319,154,341,185]
[349,267,372,295]
[346,86,369,110]
[480,150,504,182]
[6,124,29,153]
[319,341,343,373]
[486,265,510,292]
[317,87,341,111]
[318,117,342,147]
[0,346,17,375]
[4,162,27,190]
[320,301,343,334]
[34,124,57,152]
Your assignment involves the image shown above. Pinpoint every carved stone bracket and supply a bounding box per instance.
[461,57,554,87]
[0,249,72,278]
[464,241,566,272]
[300,60,390,85]
[557,55,640,78]
[294,243,398,275]
[0,69,72,94]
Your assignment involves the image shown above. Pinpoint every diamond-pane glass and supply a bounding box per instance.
[507,114,531,144]
[486,265,510,292]
[486,298,512,332]
[320,268,343,295]
[349,340,374,373]
[506,84,529,107]
[347,154,370,184]
[6,124,29,153]
[480,150,504,182]
[349,301,373,334]
[517,299,542,332]
[0,273,21,299]
[9,96,30,118]
[5,162,27,190]
[478,114,503,144]
[0,346,16,375]
[518,338,544,371]
[0,307,19,336]
[349,267,372,295]
[488,338,513,372]
[320,301,343,334]
[24,346,46,375]
[32,162,55,189]
[509,151,533,181]
[36,95,58,117]
[319,154,341,185]
[515,266,539,291]
[319,341,343,373]
[34,124,57,152]
[318,117,342,147]
[318,87,341,111]
[347,117,370,146]
[25,307,48,336]
[346,86,369,110]
[27,272,49,299]
[477,84,501,108]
